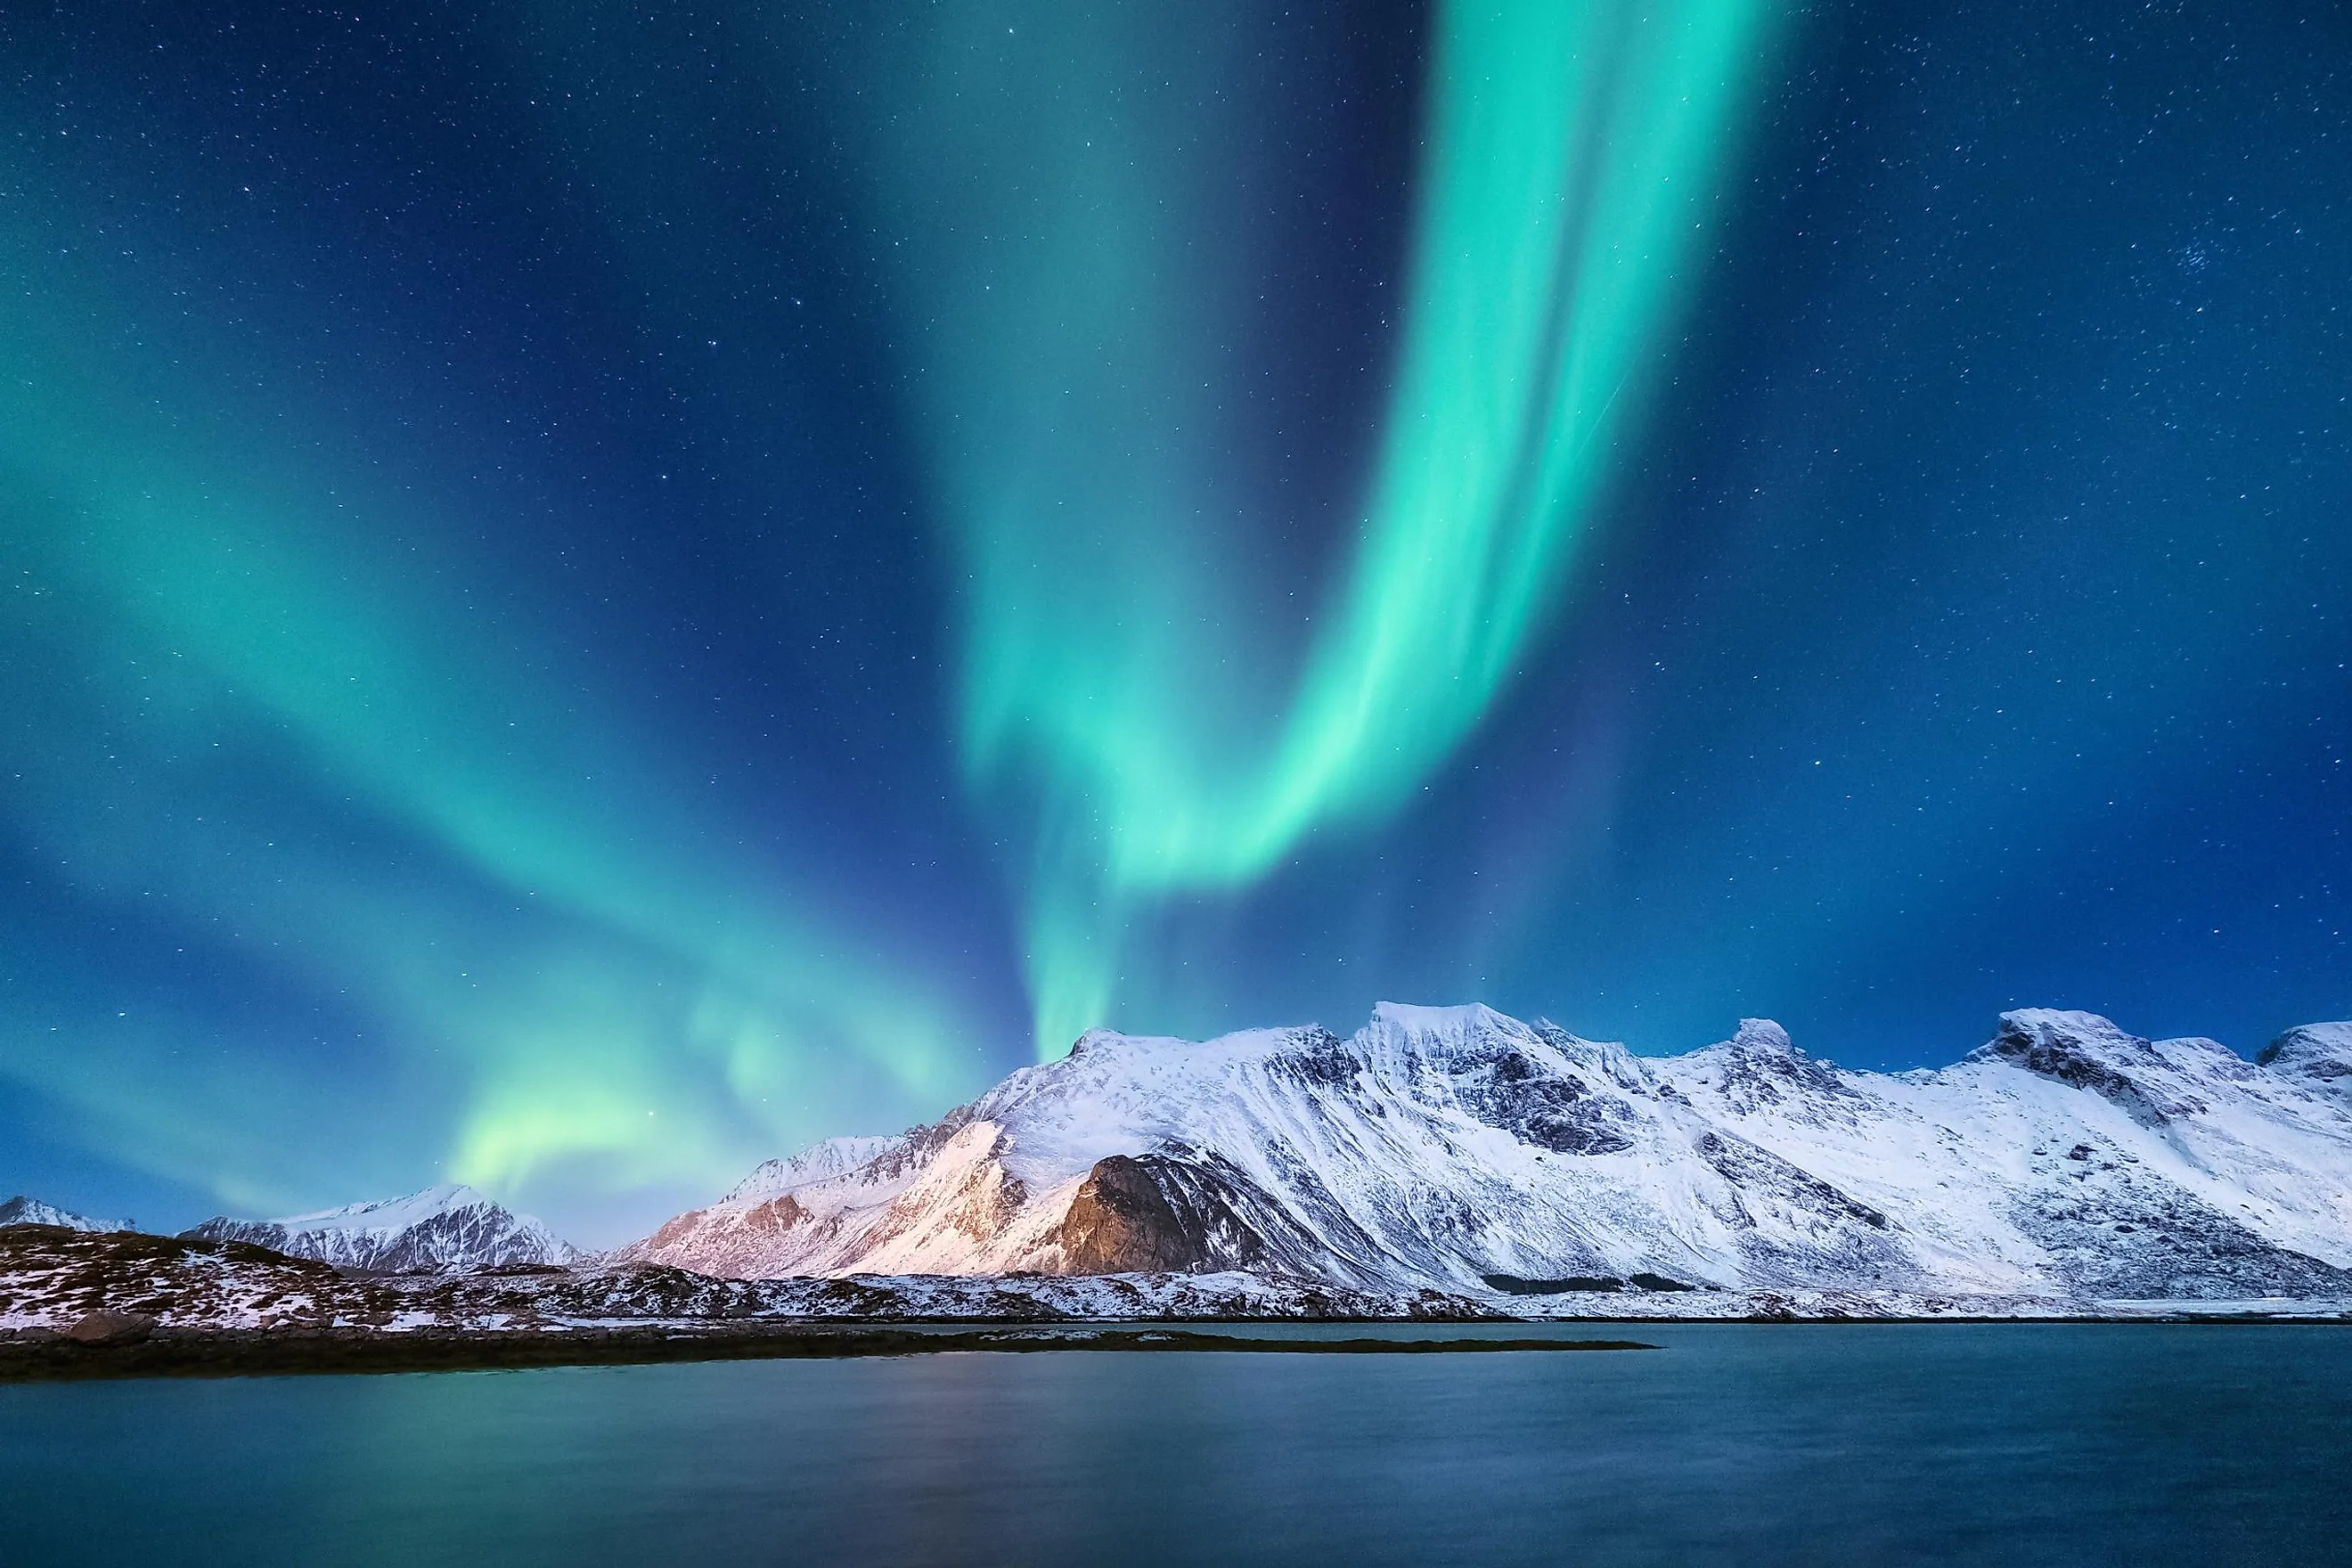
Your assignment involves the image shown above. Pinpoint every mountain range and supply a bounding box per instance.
[0,1196,133,1234]
[182,1185,576,1272]
[619,1004,2352,1304]
[13,1004,2352,1310]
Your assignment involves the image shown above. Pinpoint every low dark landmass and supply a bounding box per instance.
[0,1223,1507,1329]
[0,1325,1657,1382]
[5,1222,2347,1385]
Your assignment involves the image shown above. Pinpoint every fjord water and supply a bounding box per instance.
[4,1325,2347,1566]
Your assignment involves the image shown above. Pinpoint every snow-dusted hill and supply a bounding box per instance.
[183,1185,576,1272]
[619,1004,2352,1305]
[0,1196,134,1234]
[2261,1023,2352,1103]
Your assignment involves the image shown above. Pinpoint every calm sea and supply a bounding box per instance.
[4,1322,2348,1566]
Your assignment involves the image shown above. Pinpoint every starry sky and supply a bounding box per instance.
[4,0,2347,1244]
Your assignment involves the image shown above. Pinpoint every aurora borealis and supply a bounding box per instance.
[873,0,1779,1049]
[5,2,2348,1242]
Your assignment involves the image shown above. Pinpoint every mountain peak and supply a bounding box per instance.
[723,1136,904,1203]
[1995,1008,2143,1046]
[2262,1023,2352,1100]
[1971,1010,2185,1126]
[1370,1000,1513,1033]
[274,1184,489,1230]
[0,1196,134,1233]
[184,1185,575,1271]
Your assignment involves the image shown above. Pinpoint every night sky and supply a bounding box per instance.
[5,1,2347,1244]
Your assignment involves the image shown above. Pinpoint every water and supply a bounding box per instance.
[4,1323,2348,1566]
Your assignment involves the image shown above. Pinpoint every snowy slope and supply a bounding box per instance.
[2262,1024,2352,1104]
[0,1196,135,1233]
[622,1004,2352,1304]
[183,1184,577,1271]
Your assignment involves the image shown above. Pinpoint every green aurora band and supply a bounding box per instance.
[0,171,980,1213]
[0,0,1783,1221]
[862,0,1782,1052]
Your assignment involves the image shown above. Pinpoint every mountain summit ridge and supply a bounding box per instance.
[619,1002,2352,1303]
[183,1183,576,1271]
[0,1196,134,1234]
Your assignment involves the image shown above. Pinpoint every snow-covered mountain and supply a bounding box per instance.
[183,1184,576,1272]
[2261,1023,2352,1103]
[0,1196,135,1233]
[619,1004,2352,1304]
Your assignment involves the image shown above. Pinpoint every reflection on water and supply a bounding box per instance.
[3,1324,2347,1566]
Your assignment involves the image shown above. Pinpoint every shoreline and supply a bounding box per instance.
[8,1312,2351,1384]
[0,1325,1656,1382]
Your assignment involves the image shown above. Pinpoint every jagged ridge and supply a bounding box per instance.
[620,1003,2352,1305]
[0,1197,133,1234]
[182,1184,576,1272]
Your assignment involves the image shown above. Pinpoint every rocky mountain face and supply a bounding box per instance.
[2261,1024,2352,1102]
[182,1185,577,1272]
[618,1004,2352,1304]
[0,1197,133,1233]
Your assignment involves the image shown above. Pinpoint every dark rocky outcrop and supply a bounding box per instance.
[1458,1049,1637,1156]
[1973,1012,2179,1127]
[1703,1020,1858,1117]
[1048,1151,1348,1278]
[1051,1154,1279,1275]
[1268,1025,1360,1088]
[1482,1273,1624,1294]
[2006,1152,2352,1300]
[1627,1272,1695,1293]
[1695,1131,1889,1232]
[64,1310,155,1346]
[1475,1270,1693,1295]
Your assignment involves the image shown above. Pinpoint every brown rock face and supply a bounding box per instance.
[643,1192,809,1255]
[1050,1153,1295,1276]
[1057,1156,1210,1274]
[739,1194,809,1237]
[65,1310,156,1346]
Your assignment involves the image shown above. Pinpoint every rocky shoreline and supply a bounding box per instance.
[0,1322,1659,1382]
[6,1222,2348,1384]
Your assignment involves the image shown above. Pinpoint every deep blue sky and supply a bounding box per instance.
[4,0,2345,1242]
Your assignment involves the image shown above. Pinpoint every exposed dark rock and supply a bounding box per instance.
[1705,1020,1858,1116]
[1628,1272,1695,1293]
[1482,1274,1623,1295]
[1269,1026,1359,1087]
[1,1225,1510,1347]
[1976,1013,2177,1127]
[64,1311,155,1346]
[0,1323,1651,1383]
[1051,1153,1300,1275]
[1695,1132,1890,1231]
[2007,1165,2352,1300]
[1457,1050,1637,1156]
